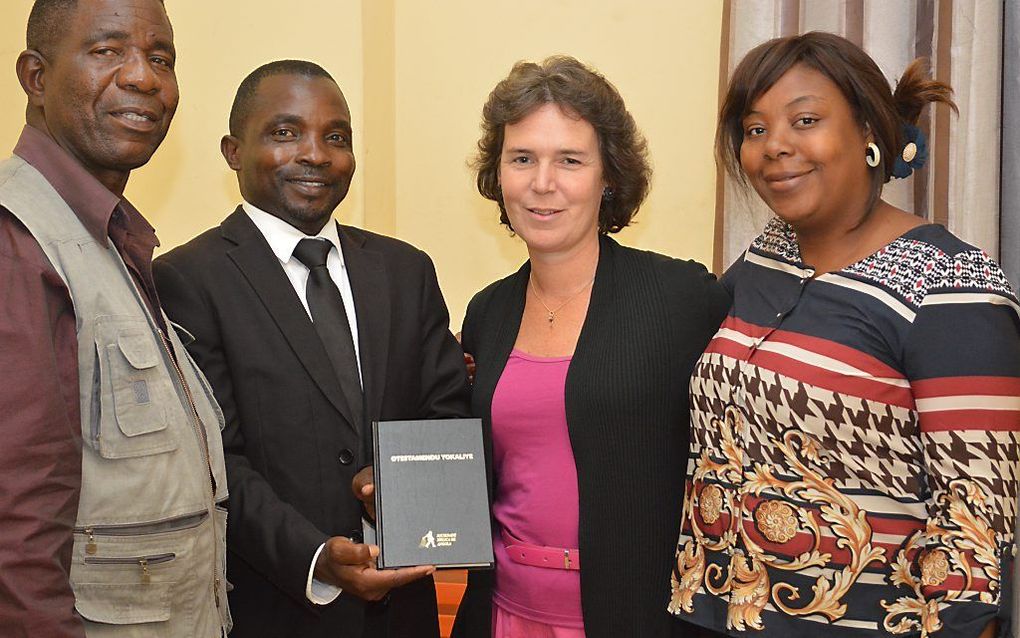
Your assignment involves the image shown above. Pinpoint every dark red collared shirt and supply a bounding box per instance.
[0,125,165,637]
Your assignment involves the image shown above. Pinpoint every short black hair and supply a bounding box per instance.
[228,60,337,137]
[27,0,167,56]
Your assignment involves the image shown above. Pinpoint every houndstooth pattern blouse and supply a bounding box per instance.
[669,218,1020,638]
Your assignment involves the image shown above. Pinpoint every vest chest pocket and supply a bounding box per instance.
[75,581,172,627]
[76,554,176,622]
[93,320,183,459]
[70,514,202,629]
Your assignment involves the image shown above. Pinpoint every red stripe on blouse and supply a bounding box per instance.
[912,376,1020,398]
[722,316,906,379]
[704,336,915,409]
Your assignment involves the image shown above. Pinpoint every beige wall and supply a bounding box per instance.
[0,0,723,327]
[0,0,368,244]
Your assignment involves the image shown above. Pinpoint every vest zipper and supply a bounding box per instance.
[83,553,176,585]
[157,329,216,494]
[156,328,222,608]
[76,511,209,554]
[89,357,101,448]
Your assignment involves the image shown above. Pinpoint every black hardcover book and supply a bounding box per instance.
[371,418,494,569]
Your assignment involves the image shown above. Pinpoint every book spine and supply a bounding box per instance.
[372,420,385,568]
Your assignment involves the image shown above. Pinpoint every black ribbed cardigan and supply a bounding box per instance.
[451,236,730,638]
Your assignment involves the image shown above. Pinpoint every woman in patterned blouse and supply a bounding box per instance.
[668,32,1020,638]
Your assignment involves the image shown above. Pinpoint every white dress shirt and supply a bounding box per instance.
[243,202,362,605]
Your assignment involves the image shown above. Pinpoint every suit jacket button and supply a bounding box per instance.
[338,449,355,465]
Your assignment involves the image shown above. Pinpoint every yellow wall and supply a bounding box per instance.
[0,0,723,327]
[0,0,368,243]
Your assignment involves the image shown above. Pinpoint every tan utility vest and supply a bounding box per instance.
[0,156,231,637]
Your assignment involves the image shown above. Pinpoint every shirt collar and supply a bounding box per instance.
[13,125,125,244]
[242,201,345,268]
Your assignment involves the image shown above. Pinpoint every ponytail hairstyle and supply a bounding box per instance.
[717,32,957,211]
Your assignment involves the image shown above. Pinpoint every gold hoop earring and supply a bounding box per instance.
[865,142,881,168]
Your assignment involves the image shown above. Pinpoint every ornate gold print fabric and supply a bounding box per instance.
[672,402,889,630]
[700,484,724,525]
[668,539,705,615]
[753,500,797,544]
[880,531,944,636]
[918,550,949,587]
[880,480,1002,636]
[727,550,770,631]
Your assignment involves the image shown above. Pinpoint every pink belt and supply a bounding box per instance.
[501,529,580,571]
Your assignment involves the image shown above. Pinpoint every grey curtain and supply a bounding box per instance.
[717,0,1006,273]
[1003,1,1020,291]
[1004,7,1020,634]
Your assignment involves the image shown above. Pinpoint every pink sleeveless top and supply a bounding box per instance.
[489,349,583,628]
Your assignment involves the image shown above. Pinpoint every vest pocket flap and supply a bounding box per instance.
[105,342,171,440]
[74,581,172,624]
[118,333,160,369]
[93,321,182,457]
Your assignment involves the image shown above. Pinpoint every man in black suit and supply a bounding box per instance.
[153,60,469,637]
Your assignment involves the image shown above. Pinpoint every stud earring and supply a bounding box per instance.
[602,187,614,200]
[865,142,881,168]
[902,142,917,163]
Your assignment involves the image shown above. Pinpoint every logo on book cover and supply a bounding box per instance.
[419,530,457,549]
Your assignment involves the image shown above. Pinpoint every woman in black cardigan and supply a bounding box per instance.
[451,56,729,638]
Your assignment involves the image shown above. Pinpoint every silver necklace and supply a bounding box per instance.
[529,274,596,326]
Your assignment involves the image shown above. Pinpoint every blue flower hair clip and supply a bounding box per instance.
[891,123,928,179]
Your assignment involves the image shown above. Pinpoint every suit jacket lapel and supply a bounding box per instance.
[337,223,390,422]
[220,207,357,431]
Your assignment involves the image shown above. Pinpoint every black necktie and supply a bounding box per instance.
[292,238,364,434]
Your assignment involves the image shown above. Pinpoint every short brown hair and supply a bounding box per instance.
[718,32,956,207]
[475,56,650,234]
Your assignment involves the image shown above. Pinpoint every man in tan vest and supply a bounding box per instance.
[0,0,230,635]
[0,1,390,636]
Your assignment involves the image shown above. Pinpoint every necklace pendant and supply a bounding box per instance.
[547,312,554,324]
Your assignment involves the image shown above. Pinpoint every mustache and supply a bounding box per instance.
[282,171,336,183]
